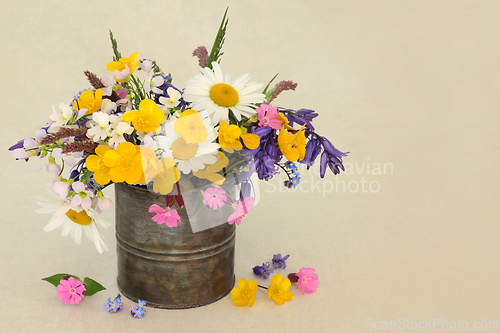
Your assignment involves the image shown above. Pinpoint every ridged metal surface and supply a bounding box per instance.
[115,183,236,309]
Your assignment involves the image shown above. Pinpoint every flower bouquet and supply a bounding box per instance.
[9,9,347,308]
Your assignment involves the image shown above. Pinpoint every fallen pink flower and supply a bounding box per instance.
[56,277,86,305]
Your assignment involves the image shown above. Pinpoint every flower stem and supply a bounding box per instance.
[257,285,268,290]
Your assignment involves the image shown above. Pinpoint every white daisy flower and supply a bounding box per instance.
[152,110,220,174]
[35,197,110,253]
[183,62,265,125]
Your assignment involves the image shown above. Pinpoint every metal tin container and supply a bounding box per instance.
[115,183,236,309]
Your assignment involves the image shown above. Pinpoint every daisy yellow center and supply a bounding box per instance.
[171,137,198,161]
[65,209,92,226]
[210,83,239,108]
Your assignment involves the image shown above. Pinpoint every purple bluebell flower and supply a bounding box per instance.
[320,150,329,178]
[319,140,347,177]
[284,108,318,131]
[253,262,274,279]
[248,127,281,181]
[272,254,290,269]
[321,137,348,161]
[301,137,322,169]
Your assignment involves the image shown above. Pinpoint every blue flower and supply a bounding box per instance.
[104,294,124,313]
[253,262,274,279]
[272,254,290,269]
[130,299,148,318]
[133,308,146,319]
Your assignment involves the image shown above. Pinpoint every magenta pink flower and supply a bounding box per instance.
[56,277,86,305]
[148,204,181,227]
[295,267,319,295]
[228,197,255,226]
[255,104,282,130]
[203,187,227,210]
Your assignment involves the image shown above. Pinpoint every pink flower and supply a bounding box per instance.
[56,277,86,305]
[228,197,255,226]
[202,187,227,210]
[256,104,282,130]
[295,267,319,295]
[148,204,181,227]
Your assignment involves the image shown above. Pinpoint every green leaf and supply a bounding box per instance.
[83,277,106,296]
[42,274,81,288]
[207,7,229,68]
[109,30,121,62]
[262,73,279,95]
[228,109,238,125]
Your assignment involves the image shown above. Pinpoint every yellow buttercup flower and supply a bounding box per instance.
[278,125,306,162]
[277,112,295,131]
[218,121,259,152]
[174,109,207,144]
[85,145,111,185]
[192,151,228,185]
[136,146,158,184]
[231,278,258,307]
[102,142,145,185]
[73,89,103,115]
[267,273,293,305]
[122,99,165,133]
[106,52,140,82]
[153,158,181,195]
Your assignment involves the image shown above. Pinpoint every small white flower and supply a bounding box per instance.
[114,64,130,81]
[100,76,116,96]
[87,112,111,142]
[52,148,82,168]
[117,98,131,112]
[100,99,117,114]
[142,71,164,95]
[93,193,114,214]
[159,87,182,111]
[139,60,153,73]
[52,179,70,200]
[48,103,73,132]
[108,121,133,148]
[70,181,94,211]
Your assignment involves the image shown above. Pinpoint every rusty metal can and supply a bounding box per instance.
[114,183,236,308]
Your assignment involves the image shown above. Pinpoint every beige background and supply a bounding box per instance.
[2,0,500,332]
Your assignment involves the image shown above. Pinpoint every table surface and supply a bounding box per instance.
[2,1,500,332]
